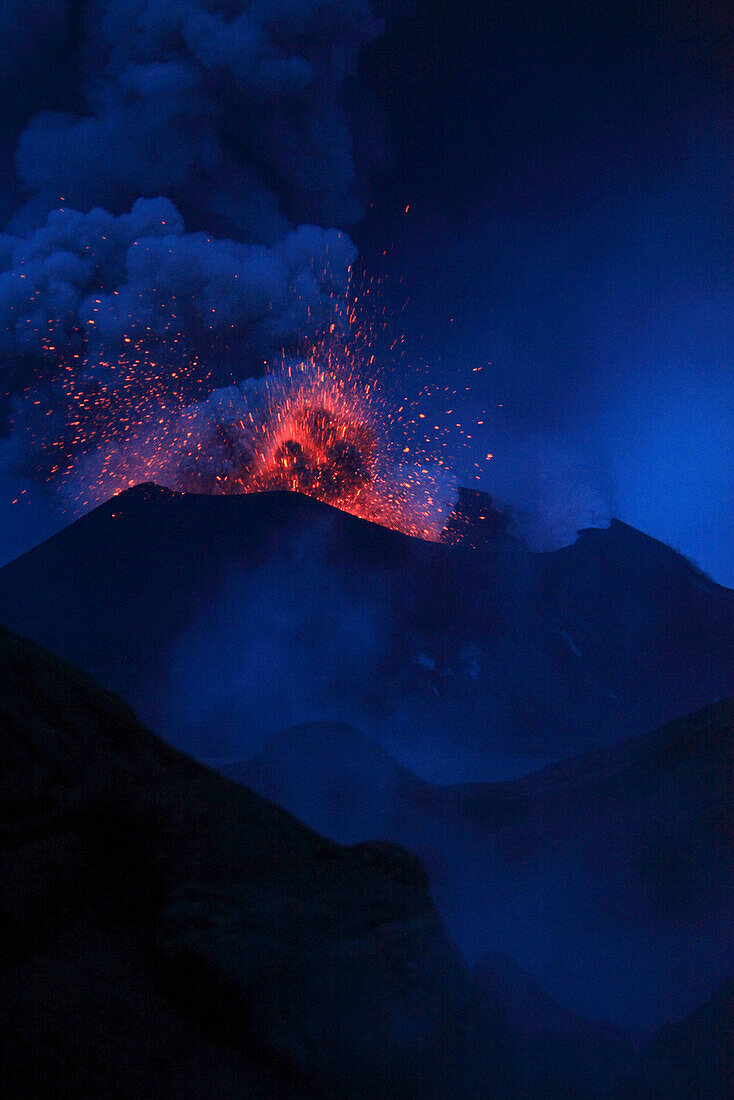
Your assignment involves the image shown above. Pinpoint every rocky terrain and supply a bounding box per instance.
[0,484,732,778]
[2,484,731,1096]
[620,974,734,1098]
[0,625,519,1098]
[1,623,728,1096]
[223,699,734,1034]
[473,951,633,1098]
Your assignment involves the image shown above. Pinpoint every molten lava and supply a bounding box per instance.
[21,268,480,541]
[174,361,456,540]
[252,389,452,537]
[254,399,375,500]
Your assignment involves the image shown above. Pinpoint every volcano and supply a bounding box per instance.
[222,698,734,1035]
[0,624,522,1098]
[2,621,726,1096]
[0,483,732,778]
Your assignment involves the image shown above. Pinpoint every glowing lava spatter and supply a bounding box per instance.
[32,268,461,541]
[206,357,456,539]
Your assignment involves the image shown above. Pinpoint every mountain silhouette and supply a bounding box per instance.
[0,624,521,1098]
[224,698,734,1034]
[0,483,731,778]
[620,973,734,1099]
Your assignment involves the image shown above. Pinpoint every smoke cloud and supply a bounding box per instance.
[0,0,385,504]
[11,0,381,236]
[0,199,355,444]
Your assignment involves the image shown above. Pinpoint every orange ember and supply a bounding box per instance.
[49,349,456,540]
[28,268,474,541]
[228,364,454,539]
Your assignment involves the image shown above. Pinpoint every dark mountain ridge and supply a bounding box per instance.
[0,624,521,1098]
[620,973,734,1099]
[224,699,734,1034]
[0,483,732,776]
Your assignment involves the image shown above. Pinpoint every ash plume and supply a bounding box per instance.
[11,0,381,237]
[0,0,387,492]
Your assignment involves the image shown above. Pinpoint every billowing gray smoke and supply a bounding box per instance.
[13,0,380,237]
[0,0,383,484]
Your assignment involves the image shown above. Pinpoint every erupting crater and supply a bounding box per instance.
[25,273,469,542]
[172,361,458,540]
[53,355,458,541]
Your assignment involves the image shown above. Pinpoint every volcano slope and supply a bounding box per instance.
[0,483,732,778]
[222,698,734,1037]
[0,624,523,1099]
[620,973,734,1099]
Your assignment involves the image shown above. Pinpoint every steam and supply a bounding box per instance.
[476,430,611,551]
[161,520,392,760]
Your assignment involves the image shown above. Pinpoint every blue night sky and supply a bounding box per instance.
[354,1,734,583]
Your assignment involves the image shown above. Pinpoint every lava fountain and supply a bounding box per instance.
[201,358,456,539]
[45,278,459,541]
[154,353,457,540]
